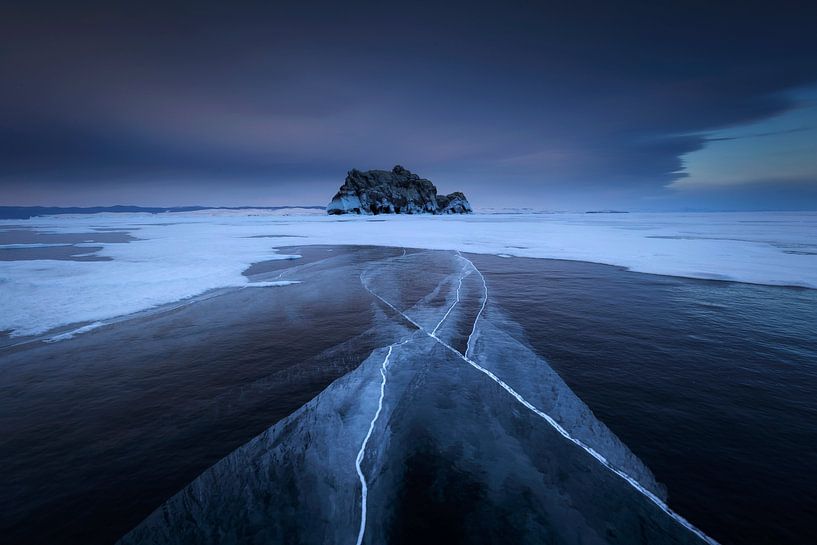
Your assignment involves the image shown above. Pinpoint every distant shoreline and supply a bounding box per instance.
[0,205,325,220]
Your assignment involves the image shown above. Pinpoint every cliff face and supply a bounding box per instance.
[327,165,472,215]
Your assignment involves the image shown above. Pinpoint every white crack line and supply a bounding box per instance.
[430,264,469,336]
[463,256,487,360]
[355,338,410,545]
[362,252,720,545]
[355,260,466,545]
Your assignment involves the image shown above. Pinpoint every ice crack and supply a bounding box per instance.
[355,338,410,545]
[430,264,469,336]
[361,252,720,545]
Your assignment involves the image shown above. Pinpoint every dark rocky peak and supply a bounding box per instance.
[327,166,472,215]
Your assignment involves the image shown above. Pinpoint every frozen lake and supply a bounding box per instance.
[2,211,816,339]
[1,212,816,545]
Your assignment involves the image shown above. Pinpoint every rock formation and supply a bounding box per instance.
[326,165,472,215]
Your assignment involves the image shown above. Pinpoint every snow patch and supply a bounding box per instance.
[244,280,301,287]
[1,243,73,249]
[1,211,815,337]
[44,321,105,343]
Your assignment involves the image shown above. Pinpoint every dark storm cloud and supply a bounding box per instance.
[2,0,817,208]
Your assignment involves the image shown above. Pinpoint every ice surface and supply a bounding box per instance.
[0,243,73,249]
[1,211,815,337]
[171,206,326,217]
[119,250,716,544]
[43,321,105,343]
[0,218,303,336]
[243,280,302,287]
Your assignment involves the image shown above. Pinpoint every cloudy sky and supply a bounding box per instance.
[2,1,816,210]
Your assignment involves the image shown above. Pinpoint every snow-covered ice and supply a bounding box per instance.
[43,321,105,343]
[1,243,73,249]
[244,280,302,287]
[1,211,815,337]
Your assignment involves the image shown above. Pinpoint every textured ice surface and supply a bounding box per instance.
[119,251,715,545]
[0,219,302,336]
[1,211,815,337]
[244,280,302,287]
[43,321,105,343]
[1,243,73,249]
[0,246,401,545]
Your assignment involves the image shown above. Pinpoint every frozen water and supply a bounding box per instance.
[1,211,814,337]
[43,321,105,343]
[355,338,411,545]
[0,219,303,336]
[0,245,402,545]
[1,243,73,249]
[243,280,302,287]
[119,250,716,545]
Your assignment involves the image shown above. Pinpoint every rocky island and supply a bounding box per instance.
[327,165,472,215]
